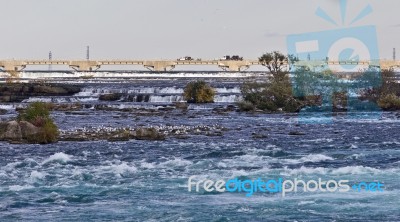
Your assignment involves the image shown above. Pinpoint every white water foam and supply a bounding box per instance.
[330,166,382,175]
[0,104,16,110]
[28,171,46,183]
[149,95,184,103]
[99,162,137,177]
[299,154,334,163]
[41,152,73,165]
[282,165,395,176]
[214,95,242,103]
[76,87,240,95]
[158,158,192,168]
[8,185,34,191]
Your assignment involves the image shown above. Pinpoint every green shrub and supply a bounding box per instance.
[183,81,215,103]
[240,76,305,112]
[237,101,255,111]
[18,102,59,144]
[26,121,59,144]
[361,69,400,101]
[18,102,51,122]
[378,94,400,111]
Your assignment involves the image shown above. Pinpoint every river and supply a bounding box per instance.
[0,73,399,221]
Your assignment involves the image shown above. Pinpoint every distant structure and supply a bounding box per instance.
[1,58,399,73]
[307,53,311,61]
[48,51,52,71]
[394,48,396,61]
[86,46,90,60]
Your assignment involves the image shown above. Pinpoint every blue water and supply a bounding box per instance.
[1,112,400,221]
[1,79,400,221]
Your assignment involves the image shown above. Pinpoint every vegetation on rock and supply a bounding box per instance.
[18,102,59,144]
[183,81,215,103]
[377,94,400,111]
[240,51,313,112]
[360,69,400,110]
[240,51,400,112]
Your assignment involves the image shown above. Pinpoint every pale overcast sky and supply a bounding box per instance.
[0,0,399,61]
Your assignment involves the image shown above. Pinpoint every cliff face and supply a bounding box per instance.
[0,83,81,102]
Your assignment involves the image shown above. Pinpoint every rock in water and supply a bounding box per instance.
[19,121,40,138]
[289,131,306,136]
[174,102,188,110]
[0,121,44,143]
[99,93,122,101]
[108,130,131,142]
[135,128,165,141]
[3,121,22,142]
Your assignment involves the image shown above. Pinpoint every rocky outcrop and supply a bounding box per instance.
[19,121,40,138]
[108,130,131,142]
[134,128,165,140]
[99,93,122,101]
[3,121,22,142]
[59,125,228,142]
[0,121,40,143]
[174,102,188,110]
[61,127,166,142]
[0,83,81,102]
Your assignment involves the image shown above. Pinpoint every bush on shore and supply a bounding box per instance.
[183,81,215,103]
[18,102,59,144]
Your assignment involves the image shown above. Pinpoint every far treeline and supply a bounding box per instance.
[185,51,400,112]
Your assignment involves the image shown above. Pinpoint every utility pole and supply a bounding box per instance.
[86,46,90,61]
[49,51,52,71]
[394,48,396,61]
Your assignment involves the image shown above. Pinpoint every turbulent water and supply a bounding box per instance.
[1,75,400,221]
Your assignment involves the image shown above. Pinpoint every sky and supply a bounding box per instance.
[0,0,399,64]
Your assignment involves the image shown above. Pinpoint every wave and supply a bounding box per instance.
[299,154,334,163]
[158,158,193,168]
[28,170,47,183]
[282,165,395,176]
[8,185,35,192]
[41,152,73,165]
[100,162,137,177]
